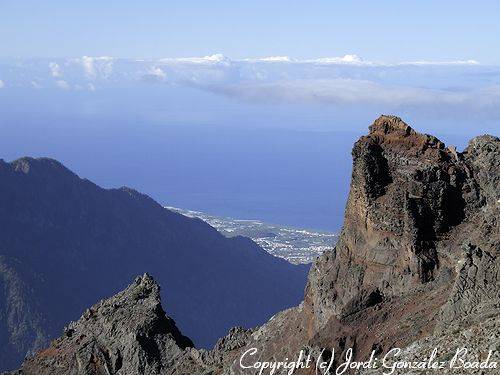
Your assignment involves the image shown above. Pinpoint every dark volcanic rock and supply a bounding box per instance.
[307,116,498,325]
[9,275,255,375]
[308,116,471,322]
[13,274,201,375]
[0,157,309,371]
[226,115,499,373]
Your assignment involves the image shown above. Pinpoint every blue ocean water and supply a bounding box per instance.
[0,85,477,232]
[0,119,355,231]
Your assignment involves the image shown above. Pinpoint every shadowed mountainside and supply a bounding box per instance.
[0,157,309,371]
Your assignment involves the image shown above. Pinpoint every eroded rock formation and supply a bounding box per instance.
[228,115,499,373]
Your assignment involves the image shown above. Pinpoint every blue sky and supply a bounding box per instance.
[1,1,500,63]
[1,1,499,133]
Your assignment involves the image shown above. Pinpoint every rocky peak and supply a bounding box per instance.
[306,115,498,327]
[9,274,255,375]
[365,115,447,165]
[15,274,195,375]
[6,157,77,178]
[227,117,498,371]
[369,115,414,135]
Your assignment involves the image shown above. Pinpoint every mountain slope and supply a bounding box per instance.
[0,157,309,371]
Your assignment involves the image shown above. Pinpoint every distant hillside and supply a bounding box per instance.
[0,157,309,371]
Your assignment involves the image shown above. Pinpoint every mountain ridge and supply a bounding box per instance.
[0,155,309,371]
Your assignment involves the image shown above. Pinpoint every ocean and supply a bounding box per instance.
[0,85,476,232]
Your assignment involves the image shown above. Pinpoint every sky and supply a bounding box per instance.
[0,1,499,230]
[1,1,500,63]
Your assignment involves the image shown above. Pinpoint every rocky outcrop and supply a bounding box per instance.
[12,274,200,375]
[7,116,499,374]
[9,275,257,375]
[309,116,474,323]
[227,115,499,373]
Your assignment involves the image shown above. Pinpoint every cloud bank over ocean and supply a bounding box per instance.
[1,54,500,122]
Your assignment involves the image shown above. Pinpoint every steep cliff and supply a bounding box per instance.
[228,115,499,373]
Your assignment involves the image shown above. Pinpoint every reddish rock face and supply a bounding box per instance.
[308,116,467,323]
[228,116,498,374]
[307,115,497,321]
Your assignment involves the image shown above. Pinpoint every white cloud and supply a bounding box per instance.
[78,56,114,79]
[49,62,62,77]
[155,54,481,68]
[143,66,167,82]
[202,78,500,118]
[56,80,70,90]
[401,59,479,66]
[245,56,294,63]
[81,56,96,77]
[129,54,499,118]
[159,54,232,66]
[0,79,4,88]
[4,54,499,120]
[307,56,479,67]
[241,54,480,67]
[306,54,365,65]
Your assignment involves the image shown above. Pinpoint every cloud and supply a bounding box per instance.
[142,66,167,82]
[401,59,479,66]
[306,54,365,65]
[49,62,62,77]
[242,55,479,66]
[129,54,500,118]
[204,78,431,105]
[201,78,500,118]
[0,79,4,88]
[157,54,369,66]
[77,56,114,79]
[56,80,71,90]
[244,56,294,63]
[4,54,499,120]
[304,56,479,67]
[158,54,232,66]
